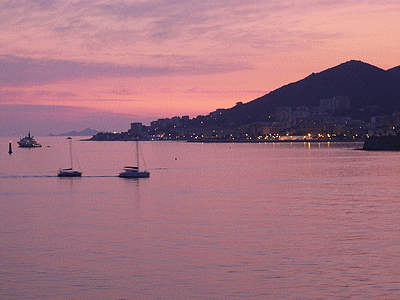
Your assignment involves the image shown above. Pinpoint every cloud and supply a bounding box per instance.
[0,89,28,100]
[0,88,78,104]
[111,87,136,96]
[0,0,351,58]
[184,87,267,95]
[0,103,152,136]
[0,54,250,87]
[0,54,164,87]
[30,0,56,10]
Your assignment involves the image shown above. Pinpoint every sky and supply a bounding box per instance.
[1,0,399,136]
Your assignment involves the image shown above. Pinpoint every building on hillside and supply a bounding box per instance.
[292,106,311,126]
[130,122,143,135]
[275,107,292,123]
[319,96,350,113]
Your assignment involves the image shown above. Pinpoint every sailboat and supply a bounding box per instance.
[118,141,149,178]
[57,137,82,177]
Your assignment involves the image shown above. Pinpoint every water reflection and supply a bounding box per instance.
[1,138,399,299]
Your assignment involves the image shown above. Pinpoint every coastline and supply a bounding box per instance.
[81,136,364,143]
[187,138,364,143]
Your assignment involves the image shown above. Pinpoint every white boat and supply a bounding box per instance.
[58,137,82,177]
[17,132,42,148]
[118,141,150,178]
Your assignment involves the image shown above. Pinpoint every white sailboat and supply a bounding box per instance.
[58,137,82,177]
[118,141,149,178]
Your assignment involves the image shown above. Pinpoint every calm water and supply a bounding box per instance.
[1,137,399,299]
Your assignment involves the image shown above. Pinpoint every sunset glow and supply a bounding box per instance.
[1,0,399,135]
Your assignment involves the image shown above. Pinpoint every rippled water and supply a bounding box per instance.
[1,137,399,299]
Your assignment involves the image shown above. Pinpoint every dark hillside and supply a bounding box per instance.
[387,66,400,75]
[222,60,400,125]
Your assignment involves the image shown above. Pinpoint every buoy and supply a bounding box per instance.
[8,141,12,154]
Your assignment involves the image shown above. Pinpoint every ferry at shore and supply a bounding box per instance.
[17,132,42,148]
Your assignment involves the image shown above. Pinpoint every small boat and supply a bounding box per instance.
[119,166,150,178]
[17,132,42,148]
[118,141,150,178]
[57,168,82,177]
[58,137,82,177]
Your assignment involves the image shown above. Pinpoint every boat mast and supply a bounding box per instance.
[67,137,73,169]
[136,140,139,168]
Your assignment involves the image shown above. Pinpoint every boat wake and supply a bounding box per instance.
[0,175,119,179]
[0,175,55,179]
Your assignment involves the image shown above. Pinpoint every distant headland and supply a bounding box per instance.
[48,128,99,137]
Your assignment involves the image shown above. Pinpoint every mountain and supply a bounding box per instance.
[219,60,400,125]
[48,128,100,136]
[387,66,400,75]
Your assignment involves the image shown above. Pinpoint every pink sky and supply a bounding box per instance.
[1,0,399,136]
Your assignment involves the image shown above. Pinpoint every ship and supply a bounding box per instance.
[17,132,42,148]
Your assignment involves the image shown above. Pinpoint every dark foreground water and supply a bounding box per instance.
[1,137,399,299]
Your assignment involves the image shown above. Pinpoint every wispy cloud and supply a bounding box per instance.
[184,87,267,95]
[0,54,250,87]
[0,0,352,59]
[0,88,79,105]
[110,87,136,96]
[0,103,153,136]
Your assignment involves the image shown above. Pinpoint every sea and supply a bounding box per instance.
[1,136,399,299]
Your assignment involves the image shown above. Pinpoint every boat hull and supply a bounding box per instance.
[17,143,42,148]
[57,170,82,177]
[118,171,150,178]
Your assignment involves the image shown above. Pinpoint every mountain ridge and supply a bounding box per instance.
[48,127,99,136]
[220,60,400,125]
